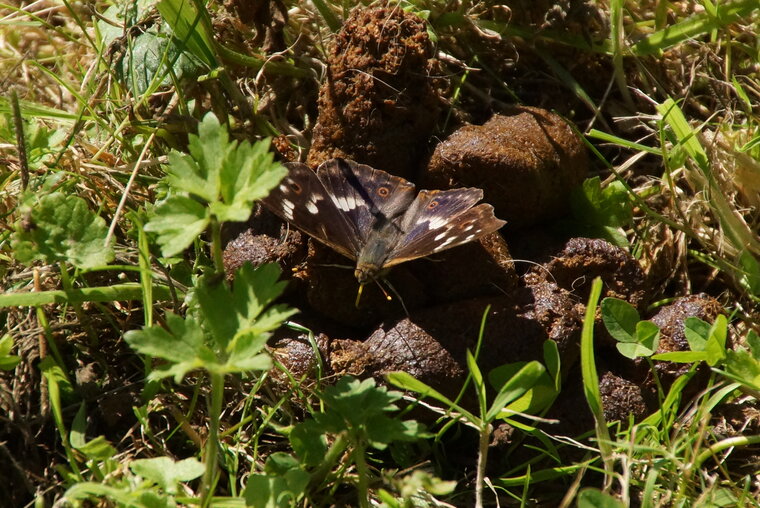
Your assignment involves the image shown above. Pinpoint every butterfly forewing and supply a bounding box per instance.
[260,162,362,260]
[321,159,416,243]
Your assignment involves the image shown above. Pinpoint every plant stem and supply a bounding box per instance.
[353,442,370,508]
[202,372,224,506]
[475,422,492,508]
[209,216,225,275]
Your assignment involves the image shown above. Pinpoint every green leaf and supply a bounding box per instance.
[577,487,626,508]
[157,0,218,69]
[197,263,296,355]
[738,250,760,295]
[386,371,476,423]
[489,360,558,417]
[704,314,728,366]
[293,377,426,458]
[130,456,205,495]
[747,329,760,360]
[580,278,614,463]
[124,313,207,382]
[70,404,117,461]
[723,349,760,391]
[466,349,487,419]
[486,361,545,421]
[0,335,21,370]
[616,320,660,359]
[144,195,209,258]
[568,177,632,247]
[244,467,309,508]
[652,351,708,363]
[0,282,177,307]
[167,113,227,200]
[12,192,114,269]
[213,137,287,222]
[117,26,205,96]
[684,316,711,351]
[289,420,329,467]
[64,483,138,506]
[601,297,640,343]
[146,113,287,258]
[124,312,204,364]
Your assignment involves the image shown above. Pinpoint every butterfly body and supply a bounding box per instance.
[261,158,506,284]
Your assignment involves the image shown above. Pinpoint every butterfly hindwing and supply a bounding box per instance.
[260,162,362,260]
[385,188,506,266]
[320,159,416,243]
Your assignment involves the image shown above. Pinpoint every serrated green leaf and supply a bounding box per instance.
[226,349,272,372]
[197,263,294,353]
[147,358,207,383]
[249,305,298,335]
[196,274,239,351]
[124,312,204,364]
[213,139,287,222]
[166,149,220,202]
[169,113,227,200]
[130,457,205,495]
[233,263,291,323]
[601,297,639,343]
[144,195,209,257]
[365,417,424,448]
[12,192,114,269]
[289,420,328,466]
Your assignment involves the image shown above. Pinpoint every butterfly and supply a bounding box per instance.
[261,158,506,285]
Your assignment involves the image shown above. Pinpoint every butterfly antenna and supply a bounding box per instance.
[354,279,394,308]
[380,279,410,318]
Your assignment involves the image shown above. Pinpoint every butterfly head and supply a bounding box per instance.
[354,262,381,285]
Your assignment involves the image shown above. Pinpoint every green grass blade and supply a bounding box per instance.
[0,283,177,307]
[311,0,342,32]
[633,0,758,55]
[579,277,614,486]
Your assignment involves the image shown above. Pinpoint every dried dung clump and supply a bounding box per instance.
[307,6,445,177]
